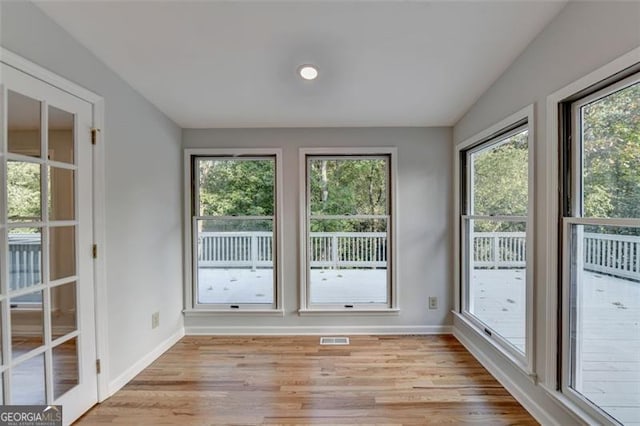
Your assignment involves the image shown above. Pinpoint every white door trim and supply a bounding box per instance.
[1,47,109,402]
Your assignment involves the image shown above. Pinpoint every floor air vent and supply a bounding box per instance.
[320,337,350,345]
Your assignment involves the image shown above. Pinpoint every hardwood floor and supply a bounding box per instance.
[77,335,537,425]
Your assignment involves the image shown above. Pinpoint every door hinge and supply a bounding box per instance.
[92,244,98,259]
[91,128,100,145]
[96,359,101,374]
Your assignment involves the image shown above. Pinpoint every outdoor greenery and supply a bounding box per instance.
[472,130,528,232]
[309,158,387,232]
[583,82,639,221]
[7,161,41,223]
[8,84,638,236]
[471,82,639,234]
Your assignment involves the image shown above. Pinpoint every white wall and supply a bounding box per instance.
[183,127,452,333]
[1,1,184,390]
[453,2,640,424]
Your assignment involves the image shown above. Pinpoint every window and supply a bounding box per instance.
[299,148,397,312]
[561,72,639,425]
[185,150,282,311]
[458,107,533,371]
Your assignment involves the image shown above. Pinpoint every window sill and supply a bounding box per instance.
[298,308,400,316]
[183,309,285,317]
[453,311,536,382]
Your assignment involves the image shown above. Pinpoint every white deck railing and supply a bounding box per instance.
[472,232,527,268]
[7,234,42,291]
[7,231,639,290]
[197,231,387,269]
[584,232,640,281]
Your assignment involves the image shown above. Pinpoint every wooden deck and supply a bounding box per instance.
[77,335,537,425]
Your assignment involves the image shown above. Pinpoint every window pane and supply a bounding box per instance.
[568,223,640,424]
[581,82,640,219]
[51,282,77,340]
[309,157,388,216]
[309,218,388,305]
[11,290,44,359]
[12,354,46,405]
[196,218,274,304]
[8,228,42,291]
[7,161,41,222]
[470,129,528,216]
[52,337,79,400]
[48,166,75,221]
[8,90,41,158]
[48,105,75,164]
[50,226,76,281]
[197,158,274,216]
[465,218,527,353]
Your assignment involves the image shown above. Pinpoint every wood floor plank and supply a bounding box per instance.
[76,335,537,425]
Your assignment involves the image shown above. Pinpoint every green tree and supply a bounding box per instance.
[472,131,528,232]
[583,82,640,222]
[7,161,41,223]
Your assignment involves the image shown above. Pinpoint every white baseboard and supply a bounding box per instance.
[185,324,452,335]
[453,327,558,426]
[107,327,185,397]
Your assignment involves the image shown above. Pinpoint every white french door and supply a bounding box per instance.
[1,64,97,424]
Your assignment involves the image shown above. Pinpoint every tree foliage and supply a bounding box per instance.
[7,161,41,223]
[471,131,528,232]
[583,82,640,221]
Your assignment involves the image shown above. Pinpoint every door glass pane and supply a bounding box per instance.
[196,218,274,304]
[48,167,75,221]
[8,228,42,291]
[53,337,79,399]
[568,223,640,424]
[7,161,41,222]
[470,129,528,216]
[309,158,388,216]
[48,105,74,164]
[50,226,76,281]
[8,90,41,158]
[465,218,527,353]
[309,218,388,305]
[51,282,77,340]
[12,354,46,404]
[581,82,640,219]
[10,290,44,359]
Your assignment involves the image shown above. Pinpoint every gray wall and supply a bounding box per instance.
[183,127,452,331]
[453,1,640,424]
[1,2,184,385]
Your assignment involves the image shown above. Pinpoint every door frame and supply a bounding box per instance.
[1,47,109,402]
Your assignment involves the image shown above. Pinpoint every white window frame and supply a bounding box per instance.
[453,105,535,376]
[183,148,283,314]
[560,72,640,425]
[298,147,398,314]
[542,48,640,426]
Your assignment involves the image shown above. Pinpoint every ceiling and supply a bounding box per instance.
[35,1,567,128]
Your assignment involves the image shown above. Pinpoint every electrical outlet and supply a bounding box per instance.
[428,297,438,310]
[151,311,160,329]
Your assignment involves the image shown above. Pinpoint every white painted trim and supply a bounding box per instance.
[1,48,109,404]
[182,148,284,312]
[298,147,399,311]
[453,321,561,426]
[543,46,640,390]
[183,309,285,317]
[0,48,102,103]
[453,104,535,376]
[185,325,452,336]
[298,308,400,316]
[107,327,185,397]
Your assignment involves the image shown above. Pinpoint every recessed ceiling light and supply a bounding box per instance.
[298,64,318,80]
